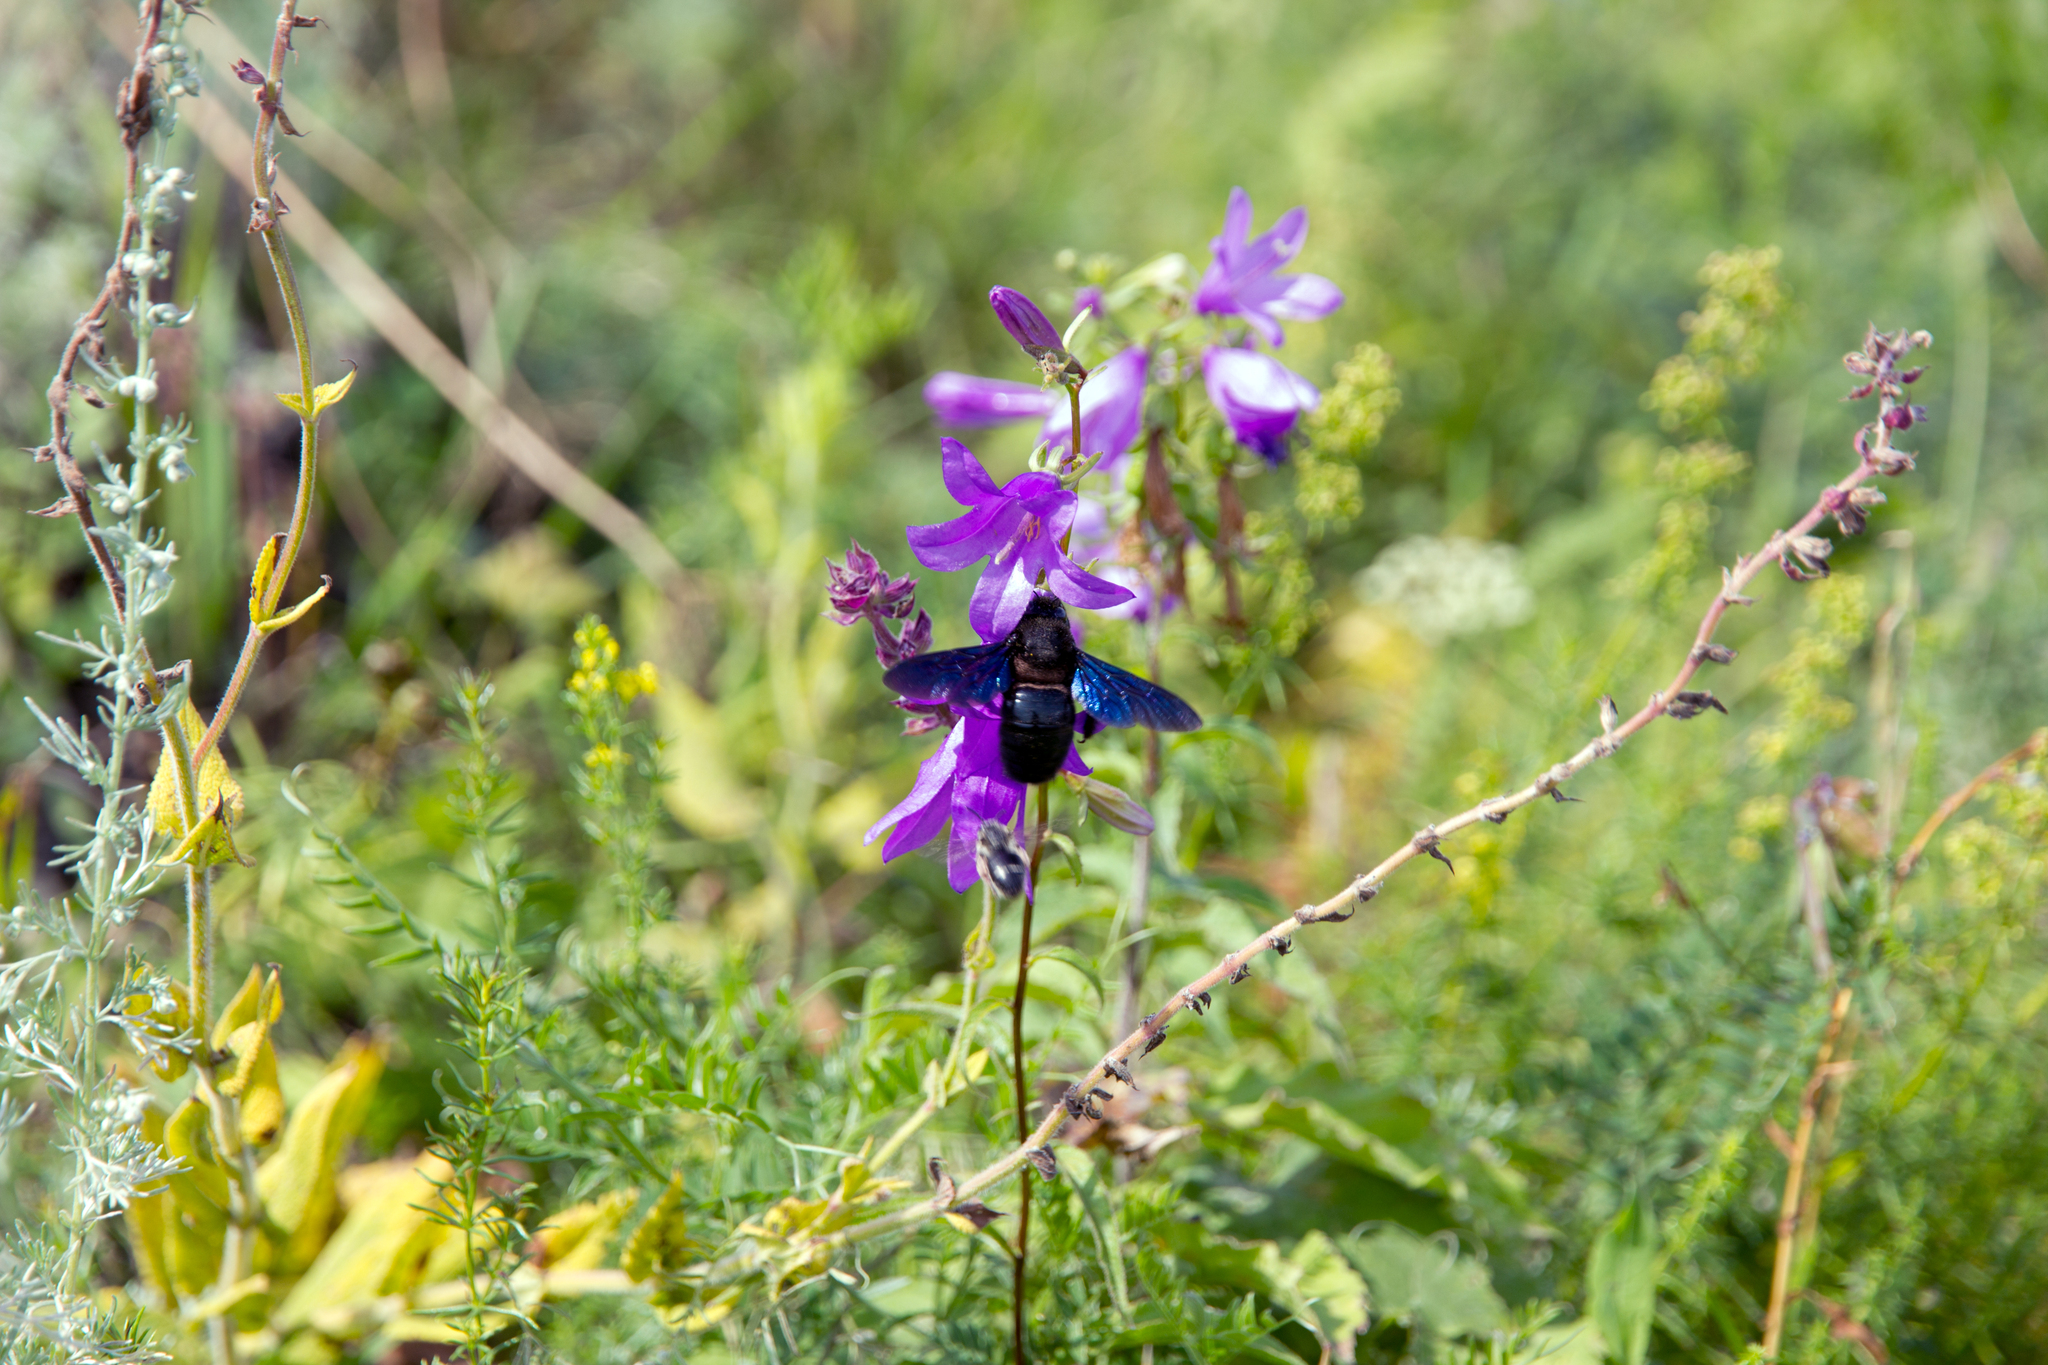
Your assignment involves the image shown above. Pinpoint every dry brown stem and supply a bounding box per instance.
[1892,728,2048,882]
[1760,986,1855,1359]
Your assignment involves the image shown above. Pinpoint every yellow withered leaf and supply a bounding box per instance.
[257,1035,387,1277]
[211,964,282,1055]
[148,701,245,867]
[535,1188,639,1272]
[620,1172,692,1283]
[237,1039,284,1147]
[124,1106,173,1300]
[161,1096,232,1297]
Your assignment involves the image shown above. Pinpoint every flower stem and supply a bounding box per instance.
[193,0,319,775]
[1011,781,1051,1365]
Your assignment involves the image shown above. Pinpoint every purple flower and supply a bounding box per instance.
[1202,347,1320,464]
[1073,286,1105,325]
[990,286,1068,363]
[1041,345,1147,467]
[864,706,1088,892]
[924,346,1149,473]
[923,372,1060,427]
[907,439,1135,638]
[825,539,933,672]
[1194,187,1345,348]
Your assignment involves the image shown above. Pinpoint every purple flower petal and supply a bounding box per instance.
[938,436,1003,505]
[1269,272,1345,322]
[866,719,965,852]
[971,560,1042,640]
[925,372,1059,427]
[1043,558,1138,614]
[907,499,1014,571]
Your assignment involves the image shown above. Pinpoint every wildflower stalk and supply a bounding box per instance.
[781,327,1928,1266]
[193,0,331,774]
[1010,781,1051,1365]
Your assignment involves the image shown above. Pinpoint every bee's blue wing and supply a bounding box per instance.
[1072,654,1201,732]
[882,643,1010,710]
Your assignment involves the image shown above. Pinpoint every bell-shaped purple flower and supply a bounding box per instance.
[864,706,1088,892]
[1040,345,1148,467]
[923,372,1060,427]
[1194,187,1345,348]
[907,439,1135,638]
[1202,347,1319,465]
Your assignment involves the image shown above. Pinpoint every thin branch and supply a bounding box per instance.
[1761,986,1855,1359]
[1892,729,2048,882]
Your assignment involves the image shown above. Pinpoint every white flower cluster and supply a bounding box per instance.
[1356,534,1535,644]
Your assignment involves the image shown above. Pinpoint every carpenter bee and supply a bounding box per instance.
[882,593,1200,784]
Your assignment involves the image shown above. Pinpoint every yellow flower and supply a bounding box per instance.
[616,661,659,703]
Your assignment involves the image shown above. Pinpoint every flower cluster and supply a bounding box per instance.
[567,619,658,702]
[839,187,1346,891]
[923,188,1340,473]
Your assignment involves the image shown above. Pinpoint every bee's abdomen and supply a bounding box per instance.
[1001,684,1074,784]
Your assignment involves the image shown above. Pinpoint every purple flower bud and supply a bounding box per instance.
[1882,405,1913,430]
[1899,366,1924,384]
[1844,382,1875,401]
[989,287,1067,362]
[1843,353,1878,376]
[1073,286,1106,324]
[232,59,266,85]
[825,538,917,626]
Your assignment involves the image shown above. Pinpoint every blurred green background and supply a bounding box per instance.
[4,0,2047,1360]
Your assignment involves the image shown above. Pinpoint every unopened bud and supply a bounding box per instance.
[1665,690,1727,720]
[1693,642,1738,665]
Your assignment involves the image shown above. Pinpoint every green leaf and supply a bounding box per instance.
[1341,1225,1507,1340]
[1028,944,1105,1005]
[1588,1192,1662,1365]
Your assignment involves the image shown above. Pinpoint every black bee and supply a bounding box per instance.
[882,593,1200,784]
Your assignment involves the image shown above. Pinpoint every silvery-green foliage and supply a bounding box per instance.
[0,6,206,1360]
